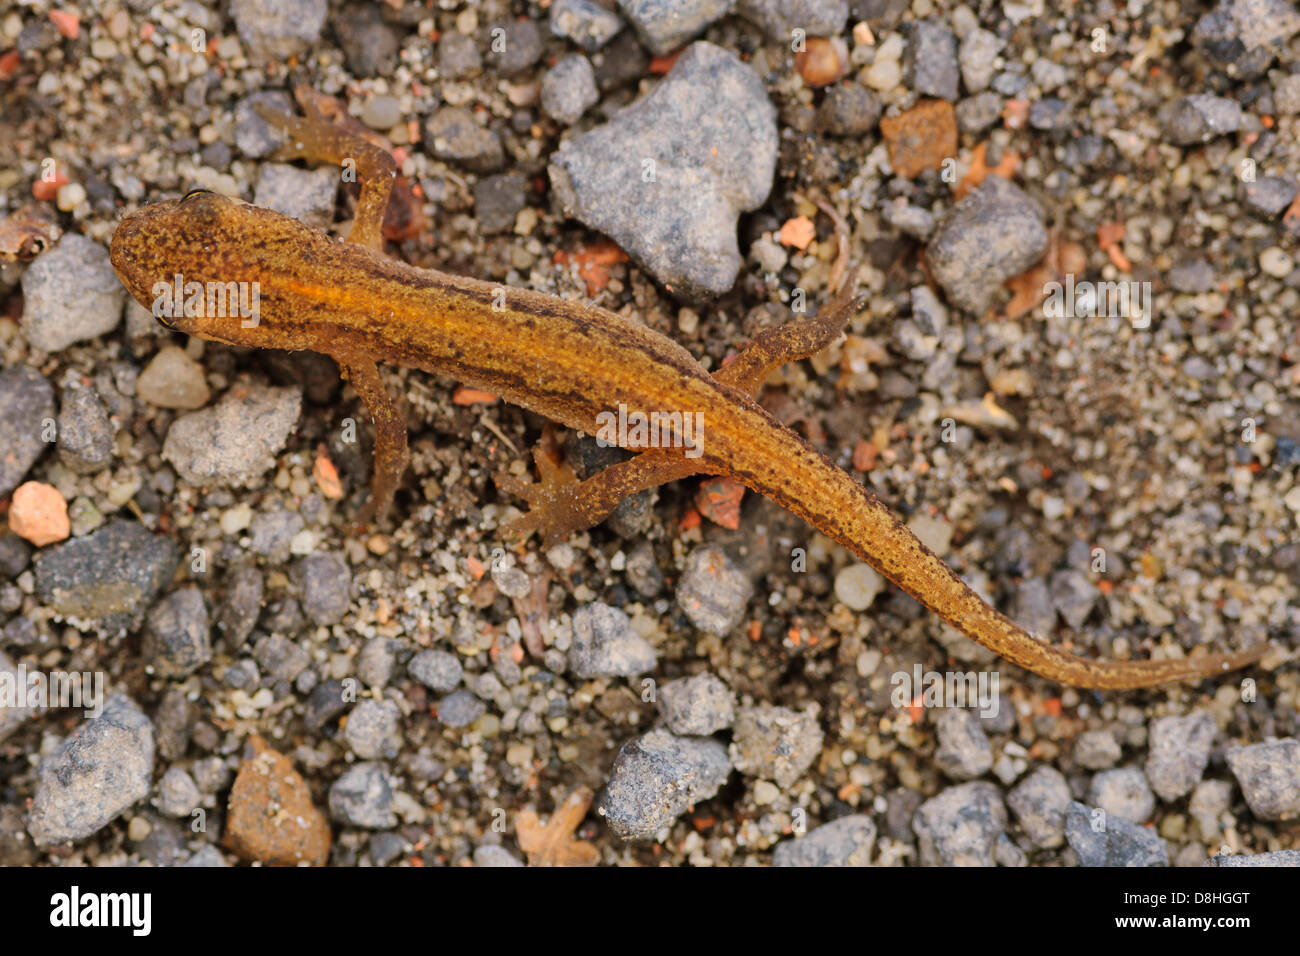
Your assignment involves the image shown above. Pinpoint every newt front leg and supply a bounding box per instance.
[255,99,406,524]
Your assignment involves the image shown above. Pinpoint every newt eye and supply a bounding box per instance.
[181,188,212,203]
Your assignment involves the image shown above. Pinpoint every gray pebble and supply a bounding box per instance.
[34,519,179,633]
[437,689,487,728]
[437,30,482,80]
[486,20,544,75]
[473,172,528,235]
[305,679,349,731]
[163,384,301,488]
[142,587,212,679]
[223,659,259,690]
[21,234,123,352]
[617,0,736,56]
[880,198,934,240]
[1050,568,1096,630]
[1029,57,1069,91]
[955,90,1003,134]
[253,163,339,231]
[1087,766,1155,824]
[229,0,326,60]
[1007,765,1070,848]
[335,2,401,77]
[27,693,155,845]
[598,728,732,839]
[0,650,37,742]
[56,385,113,474]
[1012,577,1056,638]
[912,781,1007,866]
[1065,801,1167,867]
[934,709,993,780]
[1225,738,1300,819]
[550,0,625,50]
[234,91,295,158]
[658,673,735,735]
[154,767,200,818]
[1164,94,1243,145]
[344,699,401,759]
[676,544,754,635]
[549,42,777,300]
[568,601,658,677]
[1168,257,1217,294]
[1028,97,1070,131]
[0,365,54,496]
[773,815,876,866]
[1146,712,1216,802]
[926,177,1048,314]
[958,28,1001,93]
[291,551,352,625]
[542,54,600,124]
[1188,778,1233,838]
[729,704,823,788]
[368,830,406,866]
[1193,0,1300,78]
[252,633,311,683]
[361,95,403,131]
[216,565,263,649]
[329,762,397,828]
[818,83,882,137]
[356,637,400,688]
[474,844,525,866]
[249,509,304,561]
[1206,850,1300,867]
[734,0,847,41]
[904,19,960,100]
[152,686,194,761]
[409,649,464,693]
[1241,175,1298,217]
[424,107,505,173]
[1273,72,1300,114]
[178,845,230,867]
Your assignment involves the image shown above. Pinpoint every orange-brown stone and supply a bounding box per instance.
[880,99,957,178]
[223,734,331,866]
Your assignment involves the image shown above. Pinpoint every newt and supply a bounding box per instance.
[108,97,1265,690]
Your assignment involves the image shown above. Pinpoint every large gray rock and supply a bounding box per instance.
[550,42,777,299]
[598,728,731,839]
[27,694,155,845]
[33,520,180,633]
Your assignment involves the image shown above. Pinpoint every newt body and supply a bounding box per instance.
[109,103,1264,690]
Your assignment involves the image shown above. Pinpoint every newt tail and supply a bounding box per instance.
[734,409,1267,690]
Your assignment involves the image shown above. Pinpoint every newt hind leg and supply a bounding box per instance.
[338,357,409,531]
[496,443,709,548]
[498,194,862,546]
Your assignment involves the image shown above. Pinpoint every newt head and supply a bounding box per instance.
[110,189,321,350]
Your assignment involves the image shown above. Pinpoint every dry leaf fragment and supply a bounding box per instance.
[516,786,599,866]
[0,203,61,262]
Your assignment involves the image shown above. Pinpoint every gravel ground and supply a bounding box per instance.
[0,0,1298,867]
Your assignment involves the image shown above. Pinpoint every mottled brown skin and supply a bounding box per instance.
[108,108,1265,690]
